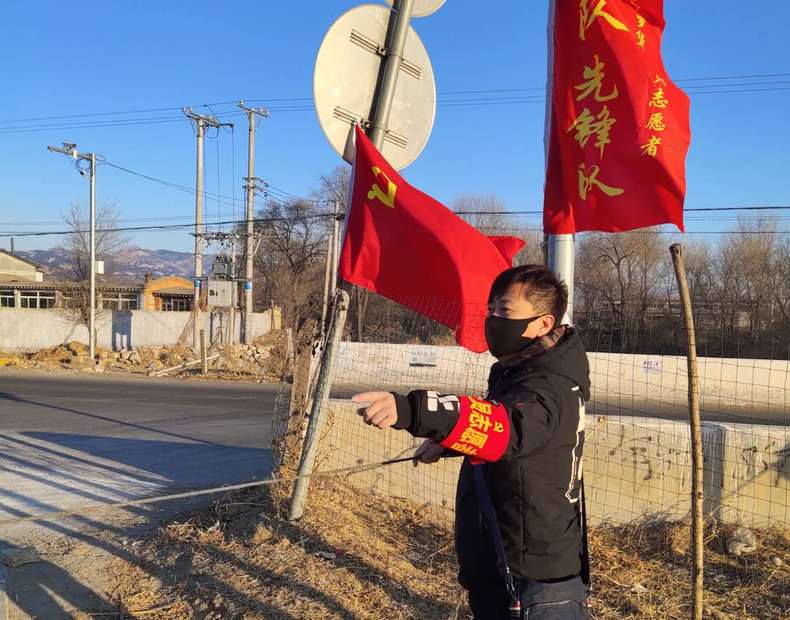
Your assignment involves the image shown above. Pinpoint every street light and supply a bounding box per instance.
[47,142,99,362]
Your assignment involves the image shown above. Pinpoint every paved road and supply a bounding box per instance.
[0,369,280,544]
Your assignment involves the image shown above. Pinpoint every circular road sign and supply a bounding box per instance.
[385,0,447,18]
[313,4,436,170]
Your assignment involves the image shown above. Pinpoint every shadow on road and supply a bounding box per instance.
[0,391,222,446]
[0,430,273,619]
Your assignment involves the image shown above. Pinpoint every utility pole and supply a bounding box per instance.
[238,101,270,345]
[47,142,99,362]
[183,108,227,349]
[368,0,415,149]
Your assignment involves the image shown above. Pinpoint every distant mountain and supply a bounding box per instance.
[19,246,213,282]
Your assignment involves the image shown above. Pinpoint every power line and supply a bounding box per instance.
[0,213,340,238]
[4,205,790,229]
[2,85,787,134]
[0,101,242,124]
[2,211,788,239]
[1,82,785,134]
[2,72,790,134]
[2,71,787,123]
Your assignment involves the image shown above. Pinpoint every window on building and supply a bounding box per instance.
[61,292,80,309]
[101,293,139,311]
[0,290,14,308]
[20,291,55,309]
[161,296,192,312]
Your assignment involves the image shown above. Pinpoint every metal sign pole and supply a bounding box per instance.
[543,0,574,326]
[368,0,415,149]
[547,234,574,324]
[294,0,439,521]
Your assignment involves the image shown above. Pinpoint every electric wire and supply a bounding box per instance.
[1,73,789,134]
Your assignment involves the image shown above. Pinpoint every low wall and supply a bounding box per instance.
[317,399,790,528]
[331,343,790,423]
[0,308,274,351]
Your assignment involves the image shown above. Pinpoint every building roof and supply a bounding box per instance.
[152,286,193,296]
[0,281,140,292]
[0,249,44,271]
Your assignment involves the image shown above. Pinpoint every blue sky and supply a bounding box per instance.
[1,1,789,252]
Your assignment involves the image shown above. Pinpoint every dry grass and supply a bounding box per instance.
[109,479,789,620]
[110,478,464,620]
[590,519,789,619]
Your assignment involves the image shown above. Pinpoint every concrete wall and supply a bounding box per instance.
[0,308,275,351]
[330,343,790,423]
[316,399,790,528]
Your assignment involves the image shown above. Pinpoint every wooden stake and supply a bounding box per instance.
[200,329,208,375]
[670,243,704,620]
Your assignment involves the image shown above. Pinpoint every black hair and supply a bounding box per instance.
[488,264,569,325]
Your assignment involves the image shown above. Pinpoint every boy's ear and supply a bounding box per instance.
[538,313,555,336]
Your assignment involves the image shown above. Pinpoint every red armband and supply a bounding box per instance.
[439,396,510,463]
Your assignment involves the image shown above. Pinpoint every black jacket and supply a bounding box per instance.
[393,328,591,585]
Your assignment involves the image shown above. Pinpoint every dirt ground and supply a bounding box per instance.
[96,477,790,620]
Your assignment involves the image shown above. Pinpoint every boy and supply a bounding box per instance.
[353,265,591,619]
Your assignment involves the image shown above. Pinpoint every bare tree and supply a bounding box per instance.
[453,193,543,265]
[315,165,351,208]
[58,202,128,323]
[772,235,790,326]
[60,202,128,281]
[253,200,326,333]
[454,193,509,233]
[713,219,778,341]
[576,229,667,351]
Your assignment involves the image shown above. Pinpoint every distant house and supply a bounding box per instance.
[0,252,194,312]
[0,249,44,281]
[141,274,194,311]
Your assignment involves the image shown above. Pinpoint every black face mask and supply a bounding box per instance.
[485,314,545,358]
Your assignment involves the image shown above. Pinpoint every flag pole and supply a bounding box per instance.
[543,0,575,325]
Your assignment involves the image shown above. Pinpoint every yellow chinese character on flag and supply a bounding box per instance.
[645,112,666,132]
[460,427,489,449]
[649,87,669,109]
[636,30,645,48]
[575,55,619,103]
[577,164,625,200]
[636,15,646,28]
[493,421,505,433]
[641,135,661,157]
[579,0,630,41]
[567,105,616,157]
[469,412,493,433]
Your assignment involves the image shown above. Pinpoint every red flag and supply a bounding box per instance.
[338,126,525,353]
[544,0,690,233]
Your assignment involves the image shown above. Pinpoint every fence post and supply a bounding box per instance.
[289,289,350,521]
[200,329,208,375]
[670,243,704,620]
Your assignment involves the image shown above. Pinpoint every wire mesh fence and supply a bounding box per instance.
[270,225,789,617]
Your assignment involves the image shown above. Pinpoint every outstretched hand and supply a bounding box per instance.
[352,391,398,429]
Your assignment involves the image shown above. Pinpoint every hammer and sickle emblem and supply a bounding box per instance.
[367,166,397,208]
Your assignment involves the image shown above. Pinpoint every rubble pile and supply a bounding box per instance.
[0,330,289,383]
